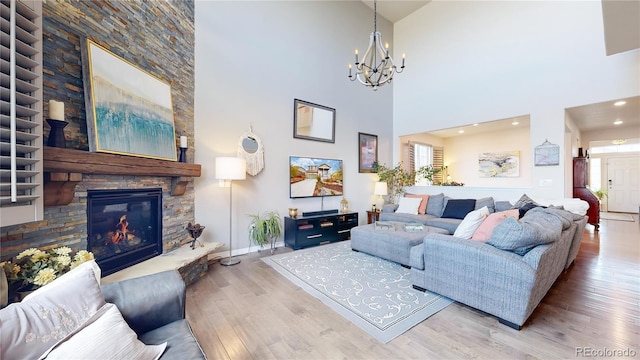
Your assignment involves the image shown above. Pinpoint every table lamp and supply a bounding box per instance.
[373,181,387,211]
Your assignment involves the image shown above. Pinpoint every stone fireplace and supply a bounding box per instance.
[87,188,163,276]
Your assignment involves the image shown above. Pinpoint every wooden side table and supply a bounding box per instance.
[367,210,381,224]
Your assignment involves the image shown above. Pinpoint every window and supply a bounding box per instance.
[405,141,444,185]
[0,0,43,226]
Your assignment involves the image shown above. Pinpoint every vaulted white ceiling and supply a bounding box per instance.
[362,0,638,136]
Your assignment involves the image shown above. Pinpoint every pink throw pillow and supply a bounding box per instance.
[471,209,519,242]
[404,194,429,215]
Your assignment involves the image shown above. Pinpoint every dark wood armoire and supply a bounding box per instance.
[573,157,599,230]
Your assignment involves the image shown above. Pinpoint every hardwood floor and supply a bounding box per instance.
[186,216,640,359]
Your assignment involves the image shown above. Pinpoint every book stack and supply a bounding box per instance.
[404,223,424,232]
[375,221,396,231]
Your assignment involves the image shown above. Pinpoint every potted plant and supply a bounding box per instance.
[415,164,444,185]
[593,188,607,211]
[373,161,416,204]
[248,210,282,254]
[1,247,94,301]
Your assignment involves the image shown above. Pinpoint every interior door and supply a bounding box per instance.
[607,156,640,213]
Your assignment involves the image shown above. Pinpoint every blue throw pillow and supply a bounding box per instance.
[441,199,476,219]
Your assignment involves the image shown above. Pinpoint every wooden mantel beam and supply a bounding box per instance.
[43,147,201,177]
[43,147,202,205]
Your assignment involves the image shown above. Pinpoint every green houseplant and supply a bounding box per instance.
[593,188,607,201]
[374,162,447,203]
[248,210,282,254]
[373,161,416,204]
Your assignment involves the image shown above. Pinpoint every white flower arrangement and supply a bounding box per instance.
[1,247,94,290]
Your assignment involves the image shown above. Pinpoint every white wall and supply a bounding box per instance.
[194,1,394,254]
[393,1,639,199]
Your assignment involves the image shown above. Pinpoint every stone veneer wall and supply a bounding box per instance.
[0,0,195,260]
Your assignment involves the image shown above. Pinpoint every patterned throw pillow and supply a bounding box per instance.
[41,303,166,360]
[512,194,539,209]
[0,261,105,360]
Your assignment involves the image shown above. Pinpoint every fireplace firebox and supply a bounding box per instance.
[87,188,163,276]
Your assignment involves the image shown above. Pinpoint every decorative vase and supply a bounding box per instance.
[288,208,298,218]
[186,223,205,250]
[340,198,349,213]
[46,119,68,148]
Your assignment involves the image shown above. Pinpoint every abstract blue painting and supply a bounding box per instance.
[82,39,177,160]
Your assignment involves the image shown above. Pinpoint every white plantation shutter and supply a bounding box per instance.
[0,0,43,226]
[433,147,444,184]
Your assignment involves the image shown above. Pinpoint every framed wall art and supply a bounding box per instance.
[358,132,378,173]
[478,151,520,177]
[534,139,560,166]
[293,99,336,143]
[81,39,177,160]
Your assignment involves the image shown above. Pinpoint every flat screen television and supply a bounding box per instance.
[289,156,343,198]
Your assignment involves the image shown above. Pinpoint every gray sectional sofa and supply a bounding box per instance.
[380,194,509,234]
[410,207,587,329]
[370,193,589,329]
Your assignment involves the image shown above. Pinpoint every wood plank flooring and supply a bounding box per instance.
[186,215,640,359]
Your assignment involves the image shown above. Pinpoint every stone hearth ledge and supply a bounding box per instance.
[102,241,223,285]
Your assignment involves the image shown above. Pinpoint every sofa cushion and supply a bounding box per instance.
[0,260,105,360]
[486,207,563,255]
[41,303,166,360]
[380,212,434,225]
[518,202,541,218]
[404,194,429,214]
[395,196,423,214]
[425,193,445,216]
[475,197,496,213]
[441,199,476,219]
[453,206,490,239]
[471,209,519,242]
[512,193,539,209]
[139,319,206,360]
[423,217,460,234]
[494,200,513,212]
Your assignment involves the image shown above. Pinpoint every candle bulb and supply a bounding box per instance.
[49,100,64,121]
[180,135,187,148]
[348,64,352,77]
[354,49,359,64]
[385,43,389,58]
[401,53,406,67]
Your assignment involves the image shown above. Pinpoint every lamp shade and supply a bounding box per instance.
[215,157,246,180]
[374,181,388,196]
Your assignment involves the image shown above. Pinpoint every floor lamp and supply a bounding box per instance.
[215,157,247,266]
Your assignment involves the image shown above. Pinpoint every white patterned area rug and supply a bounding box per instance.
[262,241,452,343]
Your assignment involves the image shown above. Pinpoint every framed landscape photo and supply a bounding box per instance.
[81,39,177,160]
[359,132,378,173]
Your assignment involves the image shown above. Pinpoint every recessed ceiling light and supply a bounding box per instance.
[614,101,626,106]
[612,139,627,145]
[614,120,623,125]
[512,121,519,125]
[458,130,464,134]
[473,123,479,126]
